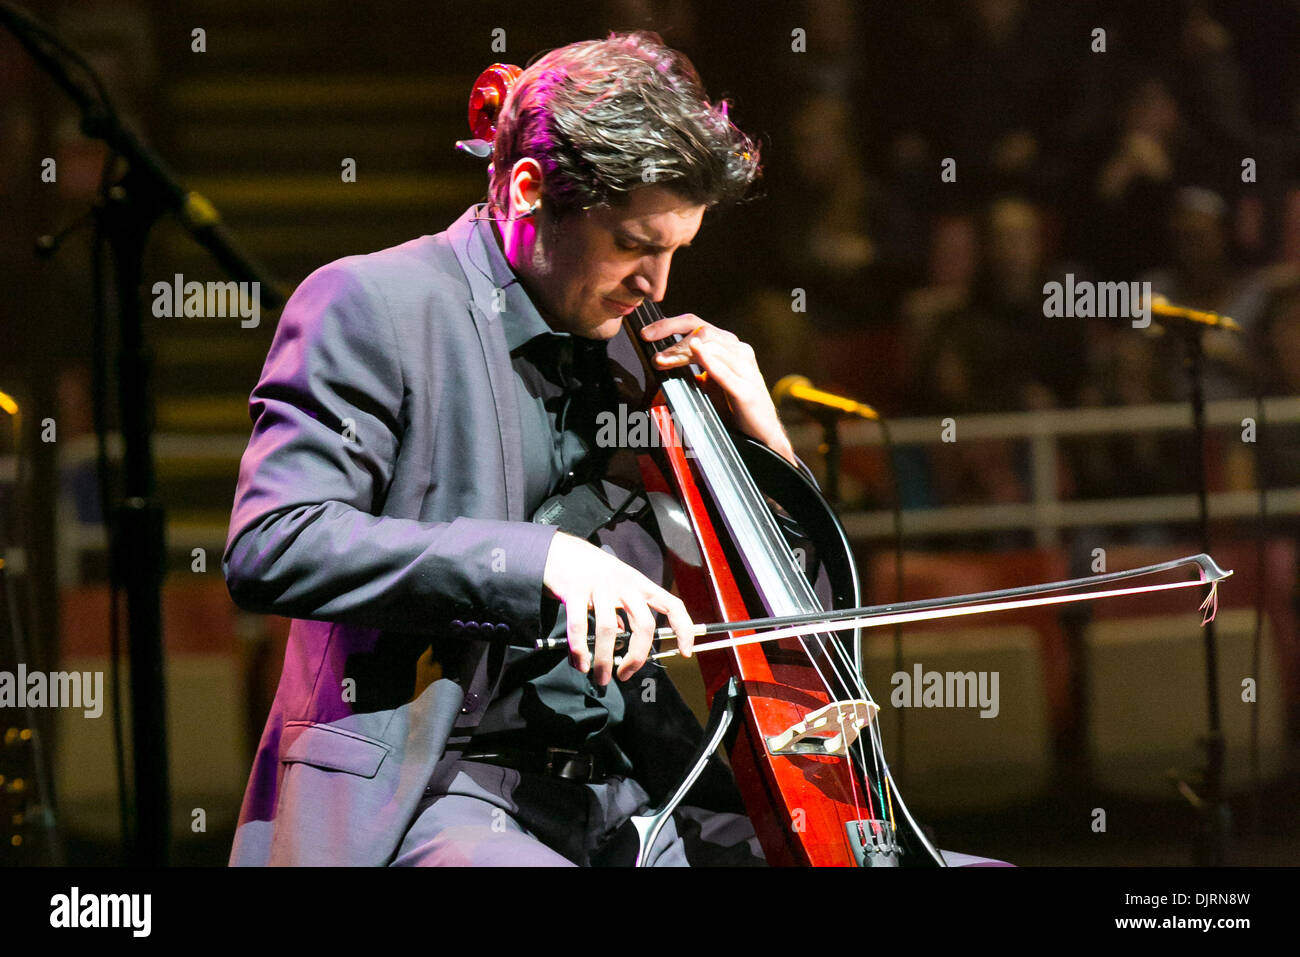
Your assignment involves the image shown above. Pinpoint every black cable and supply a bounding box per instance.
[91,201,131,862]
[1242,282,1285,839]
[1247,389,1267,838]
[874,414,907,779]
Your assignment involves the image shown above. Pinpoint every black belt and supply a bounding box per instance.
[459,746,609,783]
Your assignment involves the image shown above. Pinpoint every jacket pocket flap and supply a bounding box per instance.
[281,723,390,778]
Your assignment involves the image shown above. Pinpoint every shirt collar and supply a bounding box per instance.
[468,204,565,354]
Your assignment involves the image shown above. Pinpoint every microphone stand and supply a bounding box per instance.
[2,3,284,865]
[812,406,843,508]
[1179,324,1230,866]
[101,168,171,868]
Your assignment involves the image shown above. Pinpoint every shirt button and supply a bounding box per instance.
[461,692,480,714]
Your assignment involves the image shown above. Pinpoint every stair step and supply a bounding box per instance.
[157,395,253,433]
[154,334,272,368]
[168,75,462,114]
[180,172,483,213]
[169,120,464,171]
[155,218,456,273]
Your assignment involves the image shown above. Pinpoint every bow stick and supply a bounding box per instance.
[537,553,1231,659]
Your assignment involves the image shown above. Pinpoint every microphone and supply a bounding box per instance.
[773,375,880,421]
[1147,294,1242,334]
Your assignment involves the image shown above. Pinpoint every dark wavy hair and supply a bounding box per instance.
[489,31,760,216]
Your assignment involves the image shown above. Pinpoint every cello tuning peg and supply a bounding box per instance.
[455,139,492,159]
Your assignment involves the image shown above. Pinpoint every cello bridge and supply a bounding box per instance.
[765,699,878,756]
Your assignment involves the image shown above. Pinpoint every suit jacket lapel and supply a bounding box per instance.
[446,207,526,521]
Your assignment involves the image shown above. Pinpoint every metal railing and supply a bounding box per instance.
[2,396,1298,583]
[787,395,1300,547]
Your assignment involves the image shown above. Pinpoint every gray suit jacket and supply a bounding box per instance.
[224,205,715,865]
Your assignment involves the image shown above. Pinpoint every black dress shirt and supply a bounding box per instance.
[465,214,634,773]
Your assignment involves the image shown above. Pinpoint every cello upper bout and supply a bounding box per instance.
[732,434,861,615]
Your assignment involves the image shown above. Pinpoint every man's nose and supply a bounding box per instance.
[630,253,671,302]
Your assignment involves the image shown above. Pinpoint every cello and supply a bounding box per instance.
[624,296,956,866]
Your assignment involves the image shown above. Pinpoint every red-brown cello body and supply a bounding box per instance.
[625,300,944,867]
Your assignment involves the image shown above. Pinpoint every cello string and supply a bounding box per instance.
[651,378,886,815]
[652,320,867,702]
[634,298,960,855]
[678,351,876,820]
[634,299,873,826]
[678,342,877,817]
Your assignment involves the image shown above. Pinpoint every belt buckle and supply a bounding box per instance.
[546,747,593,782]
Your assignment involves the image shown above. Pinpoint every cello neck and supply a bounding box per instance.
[625,300,823,621]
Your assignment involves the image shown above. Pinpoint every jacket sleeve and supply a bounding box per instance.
[222,260,557,638]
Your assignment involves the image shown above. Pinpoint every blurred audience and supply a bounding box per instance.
[782,0,1300,512]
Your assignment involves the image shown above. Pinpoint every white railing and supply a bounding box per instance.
[2,397,1298,583]
[787,395,1300,547]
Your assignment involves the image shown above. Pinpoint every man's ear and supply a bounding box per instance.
[508,158,544,216]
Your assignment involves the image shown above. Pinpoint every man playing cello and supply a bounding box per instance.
[225,30,796,866]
